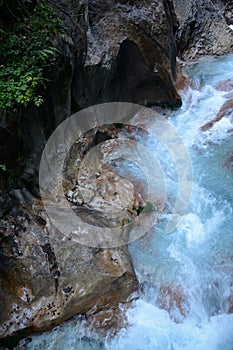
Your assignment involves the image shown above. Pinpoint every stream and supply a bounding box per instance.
[19,54,233,350]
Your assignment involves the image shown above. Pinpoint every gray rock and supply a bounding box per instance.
[72,0,181,108]
[174,0,233,59]
[0,0,232,343]
[0,0,183,186]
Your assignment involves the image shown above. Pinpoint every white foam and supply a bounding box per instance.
[106,300,233,350]
[170,85,232,148]
[22,54,233,350]
[176,213,205,245]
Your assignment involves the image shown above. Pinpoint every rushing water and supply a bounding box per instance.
[19,55,233,350]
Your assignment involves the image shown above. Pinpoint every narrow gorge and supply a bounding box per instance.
[0,1,232,349]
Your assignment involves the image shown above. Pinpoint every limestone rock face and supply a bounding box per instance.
[174,0,233,59]
[72,0,181,109]
[0,199,138,340]
[1,0,232,185]
[0,0,182,186]
[224,1,233,25]
[0,0,232,343]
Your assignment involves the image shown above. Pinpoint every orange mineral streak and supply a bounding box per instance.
[201,96,233,132]
[200,79,233,131]
[156,284,190,322]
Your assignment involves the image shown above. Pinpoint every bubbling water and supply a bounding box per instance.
[22,54,233,350]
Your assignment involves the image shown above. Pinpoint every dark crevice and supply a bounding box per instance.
[40,243,60,293]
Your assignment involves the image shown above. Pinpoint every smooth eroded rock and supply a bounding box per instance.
[0,198,138,342]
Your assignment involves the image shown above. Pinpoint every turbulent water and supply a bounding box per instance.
[19,55,233,350]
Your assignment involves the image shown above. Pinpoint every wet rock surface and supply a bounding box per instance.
[0,120,153,343]
[200,79,233,131]
[155,284,190,323]
[86,304,129,335]
[0,0,232,345]
[0,197,138,343]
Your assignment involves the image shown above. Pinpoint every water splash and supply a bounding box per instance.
[23,54,233,350]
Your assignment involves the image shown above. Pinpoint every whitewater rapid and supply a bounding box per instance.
[20,54,233,350]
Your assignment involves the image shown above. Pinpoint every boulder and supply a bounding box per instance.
[0,196,138,342]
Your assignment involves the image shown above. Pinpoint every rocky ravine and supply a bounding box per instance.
[1,0,232,184]
[0,125,144,344]
[1,0,182,184]
[0,0,232,345]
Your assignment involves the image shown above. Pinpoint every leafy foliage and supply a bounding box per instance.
[0,164,7,171]
[0,0,64,111]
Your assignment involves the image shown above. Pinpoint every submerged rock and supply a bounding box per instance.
[201,86,233,131]
[155,284,190,322]
[141,281,190,323]
[86,304,130,335]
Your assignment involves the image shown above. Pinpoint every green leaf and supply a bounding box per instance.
[0,0,66,111]
[0,164,7,171]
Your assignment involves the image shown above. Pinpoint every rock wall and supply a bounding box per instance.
[1,0,183,187]
[72,0,181,109]
[0,0,232,343]
[174,0,233,59]
[0,0,232,185]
